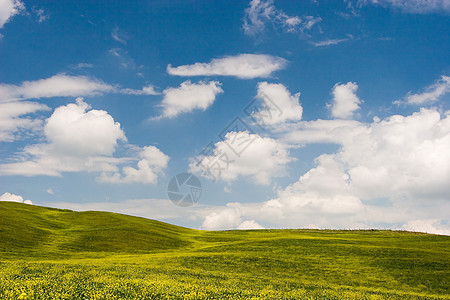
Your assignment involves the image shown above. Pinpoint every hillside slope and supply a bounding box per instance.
[0,202,196,256]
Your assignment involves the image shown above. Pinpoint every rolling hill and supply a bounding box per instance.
[0,201,195,256]
[0,201,449,299]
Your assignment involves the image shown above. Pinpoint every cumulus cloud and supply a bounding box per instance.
[0,98,169,183]
[201,207,242,230]
[167,54,287,79]
[357,0,450,14]
[45,98,126,157]
[283,108,450,202]
[0,74,115,102]
[251,82,302,125]
[0,0,24,29]
[243,0,321,37]
[0,192,32,204]
[403,75,450,104]
[329,82,362,119]
[237,220,265,230]
[0,101,49,142]
[157,80,223,118]
[98,146,169,184]
[259,154,366,228]
[190,131,292,185]
[0,98,126,176]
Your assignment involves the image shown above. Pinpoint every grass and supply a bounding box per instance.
[0,202,449,299]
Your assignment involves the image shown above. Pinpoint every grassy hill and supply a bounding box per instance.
[0,202,449,299]
[0,201,195,257]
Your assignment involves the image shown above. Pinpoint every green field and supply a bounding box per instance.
[0,202,449,299]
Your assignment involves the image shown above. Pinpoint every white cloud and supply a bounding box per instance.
[403,75,450,104]
[0,0,24,29]
[0,101,49,142]
[0,74,115,102]
[251,82,302,125]
[0,192,32,204]
[190,131,292,185]
[0,74,160,104]
[243,0,321,36]
[201,206,242,230]
[120,85,160,95]
[0,191,23,202]
[167,54,287,79]
[237,220,265,230]
[283,108,450,201]
[44,98,126,157]
[311,38,349,47]
[46,188,54,195]
[0,98,169,184]
[0,98,126,176]
[157,80,223,118]
[98,146,169,184]
[259,154,366,228]
[243,0,273,36]
[329,82,362,119]
[357,0,450,14]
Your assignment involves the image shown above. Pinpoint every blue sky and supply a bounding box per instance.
[1,0,449,234]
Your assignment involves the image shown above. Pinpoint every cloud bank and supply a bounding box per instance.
[202,107,450,233]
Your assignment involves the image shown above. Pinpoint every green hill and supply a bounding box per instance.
[0,201,195,256]
[0,202,449,299]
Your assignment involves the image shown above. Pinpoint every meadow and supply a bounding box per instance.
[0,202,449,299]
